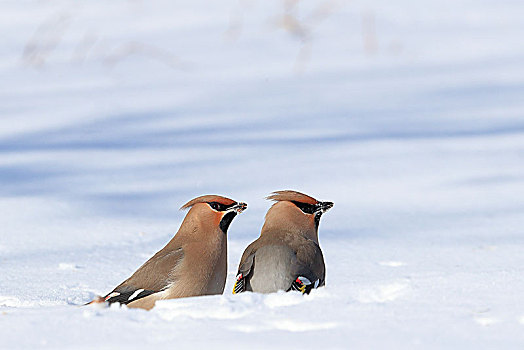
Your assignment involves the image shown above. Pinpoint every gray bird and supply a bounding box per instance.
[89,195,247,310]
[233,190,333,295]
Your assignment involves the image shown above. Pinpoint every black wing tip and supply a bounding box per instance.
[104,289,158,305]
[290,276,319,295]
[232,273,246,294]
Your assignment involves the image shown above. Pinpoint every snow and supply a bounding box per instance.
[1,0,524,348]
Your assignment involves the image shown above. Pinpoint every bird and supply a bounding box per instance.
[89,195,247,310]
[233,190,333,295]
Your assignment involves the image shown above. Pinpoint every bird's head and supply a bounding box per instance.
[180,195,247,234]
[263,190,333,241]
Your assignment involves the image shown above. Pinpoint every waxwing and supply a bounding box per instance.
[89,195,247,310]
[233,190,332,295]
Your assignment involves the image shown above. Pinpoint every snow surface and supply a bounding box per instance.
[1,0,524,348]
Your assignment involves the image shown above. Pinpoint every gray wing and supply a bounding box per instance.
[104,247,184,305]
[233,237,325,295]
[243,243,323,294]
[291,241,325,293]
[295,240,325,285]
[233,245,256,294]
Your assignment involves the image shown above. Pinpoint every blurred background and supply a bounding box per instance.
[2,0,522,245]
[1,1,524,345]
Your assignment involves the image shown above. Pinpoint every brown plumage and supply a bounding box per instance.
[266,190,318,205]
[89,195,247,310]
[233,190,333,295]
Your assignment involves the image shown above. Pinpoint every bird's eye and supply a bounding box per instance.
[209,202,221,211]
[291,201,316,214]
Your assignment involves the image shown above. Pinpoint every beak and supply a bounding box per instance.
[316,201,334,214]
[228,202,247,214]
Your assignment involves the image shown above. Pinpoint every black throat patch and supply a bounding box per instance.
[220,211,237,234]
[314,212,322,229]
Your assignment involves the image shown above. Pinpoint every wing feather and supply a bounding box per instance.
[104,247,184,305]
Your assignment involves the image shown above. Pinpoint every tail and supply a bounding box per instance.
[84,295,107,306]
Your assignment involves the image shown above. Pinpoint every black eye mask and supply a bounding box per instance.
[291,201,317,214]
[291,200,334,229]
[208,202,236,212]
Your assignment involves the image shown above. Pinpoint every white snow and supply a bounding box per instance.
[1,0,524,349]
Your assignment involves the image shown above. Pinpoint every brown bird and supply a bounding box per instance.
[233,190,333,295]
[90,195,247,310]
